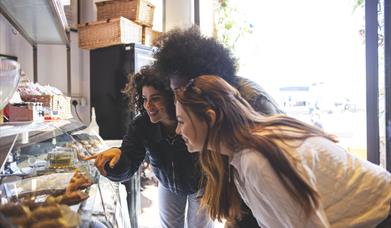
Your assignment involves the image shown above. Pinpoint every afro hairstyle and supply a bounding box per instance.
[153,26,238,86]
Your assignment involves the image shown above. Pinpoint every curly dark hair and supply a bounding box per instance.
[123,65,176,119]
[153,26,238,86]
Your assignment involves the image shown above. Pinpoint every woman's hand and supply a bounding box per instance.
[84,148,122,176]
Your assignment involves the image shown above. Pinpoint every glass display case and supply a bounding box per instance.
[0,119,131,227]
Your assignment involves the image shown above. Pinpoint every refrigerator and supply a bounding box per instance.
[90,43,155,228]
[90,43,155,140]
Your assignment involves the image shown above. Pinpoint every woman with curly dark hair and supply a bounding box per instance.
[86,66,214,228]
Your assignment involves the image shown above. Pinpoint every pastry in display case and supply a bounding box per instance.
[0,119,131,227]
[47,147,77,170]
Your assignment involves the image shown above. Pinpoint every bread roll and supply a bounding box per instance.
[0,204,28,217]
[58,190,89,205]
[31,206,61,220]
[30,218,67,228]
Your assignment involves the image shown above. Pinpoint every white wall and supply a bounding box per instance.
[37,44,68,92]
[1,0,194,125]
[0,15,69,95]
[199,0,215,36]
[0,14,34,81]
[0,3,92,124]
[165,0,194,31]
[74,0,96,124]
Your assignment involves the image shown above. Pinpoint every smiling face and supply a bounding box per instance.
[175,102,208,153]
[142,86,171,124]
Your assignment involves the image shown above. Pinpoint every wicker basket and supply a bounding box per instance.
[96,0,155,27]
[78,17,142,50]
[142,26,161,47]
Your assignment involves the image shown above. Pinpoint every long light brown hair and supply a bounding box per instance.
[175,75,337,222]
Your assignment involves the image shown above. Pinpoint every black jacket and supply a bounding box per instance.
[105,114,201,195]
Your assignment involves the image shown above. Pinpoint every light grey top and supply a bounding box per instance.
[231,136,391,228]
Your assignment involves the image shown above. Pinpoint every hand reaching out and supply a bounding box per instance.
[84,148,122,176]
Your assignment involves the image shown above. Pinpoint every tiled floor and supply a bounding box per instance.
[139,184,160,228]
[139,183,224,228]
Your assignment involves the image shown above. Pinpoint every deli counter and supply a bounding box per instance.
[0,119,130,227]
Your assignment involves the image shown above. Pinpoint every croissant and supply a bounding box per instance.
[30,218,67,228]
[31,205,61,220]
[22,199,43,211]
[0,204,29,217]
[66,171,93,193]
[10,216,31,226]
[57,190,89,205]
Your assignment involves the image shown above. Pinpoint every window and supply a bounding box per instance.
[208,0,368,159]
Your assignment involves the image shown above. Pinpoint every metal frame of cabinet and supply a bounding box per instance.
[0,119,85,171]
[0,0,71,93]
[0,119,131,227]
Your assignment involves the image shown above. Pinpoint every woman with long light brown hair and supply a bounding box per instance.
[174,75,391,228]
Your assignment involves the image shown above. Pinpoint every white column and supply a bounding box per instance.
[165,0,194,31]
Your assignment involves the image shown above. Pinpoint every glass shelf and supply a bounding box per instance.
[0,119,86,170]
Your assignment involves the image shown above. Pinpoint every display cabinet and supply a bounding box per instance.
[0,0,71,87]
[0,119,130,227]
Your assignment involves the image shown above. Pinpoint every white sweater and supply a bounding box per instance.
[230,137,391,228]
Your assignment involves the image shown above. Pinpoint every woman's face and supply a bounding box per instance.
[175,102,208,153]
[142,86,171,124]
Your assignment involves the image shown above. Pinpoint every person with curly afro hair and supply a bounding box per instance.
[154,26,283,116]
[153,26,283,228]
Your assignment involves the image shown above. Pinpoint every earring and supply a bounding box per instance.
[228,163,232,183]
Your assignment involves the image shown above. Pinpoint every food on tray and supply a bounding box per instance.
[31,205,62,220]
[21,199,43,211]
[66,170,93,193]
[38,171,92,206]
[47,147,76,169]
[10,216,31,226]
[70,133,104,153]
[1,169,93,202]
[44,190,89,206]
[30,218,67,228]
[50,170,92,206]
[0,169,90,227]
[58,190,89,206]
[0,201,80,227]
[1,172,74,199]
[48,153,74,169]
[0,203,29,217]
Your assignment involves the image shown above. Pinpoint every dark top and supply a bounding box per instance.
[105,114,201,195]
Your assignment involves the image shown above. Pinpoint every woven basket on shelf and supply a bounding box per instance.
[142,26,161,47]
[96,0,155,27]
[78,17,142,50]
